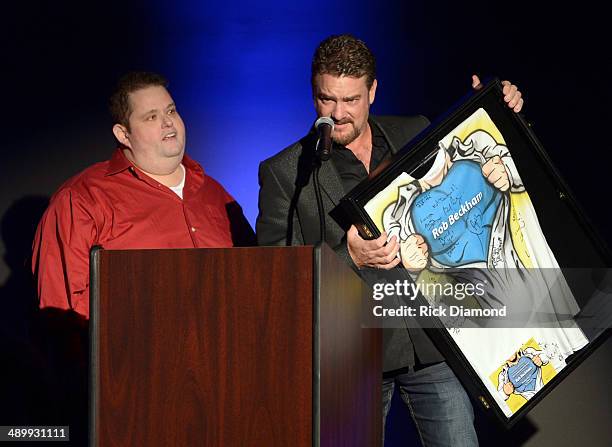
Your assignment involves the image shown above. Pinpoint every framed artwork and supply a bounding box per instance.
[337,79,611,427]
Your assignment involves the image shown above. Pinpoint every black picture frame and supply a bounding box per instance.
[337,78,611,428]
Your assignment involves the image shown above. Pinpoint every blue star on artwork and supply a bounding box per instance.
[411,160,502,266]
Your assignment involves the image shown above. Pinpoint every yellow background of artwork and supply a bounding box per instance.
[509,193,535,268]
[489,337,559,414]
[438,108,506,149]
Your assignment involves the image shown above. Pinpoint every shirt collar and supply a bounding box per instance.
[369,118,385,145]
[106,148,133,176]
[105,148,203,177]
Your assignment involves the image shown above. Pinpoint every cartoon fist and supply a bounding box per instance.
[400,234,429,272]
[482,155,510,192]
[532,355,543,367]
[503,381,515,396]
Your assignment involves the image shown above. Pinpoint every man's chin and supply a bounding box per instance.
[332,130,359,147]
[162,146,185,159]
[163,138,185,151]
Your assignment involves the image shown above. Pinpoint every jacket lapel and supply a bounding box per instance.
[370,116,402,155]
[317,158,345,207]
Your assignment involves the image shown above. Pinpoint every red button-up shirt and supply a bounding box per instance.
[32,149,254,318]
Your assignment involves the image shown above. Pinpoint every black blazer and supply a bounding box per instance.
[256,114,444,371]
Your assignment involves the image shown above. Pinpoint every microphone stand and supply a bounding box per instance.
[313,138,328,244]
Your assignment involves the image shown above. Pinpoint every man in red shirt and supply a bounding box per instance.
[32,72,254,319]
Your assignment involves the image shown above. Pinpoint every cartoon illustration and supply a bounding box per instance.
[363,108,589,418]
[365,108,554,276]
[382,128,523,272]
[365,109,586,313]
[488,337,562,414]
[497,347,549,401]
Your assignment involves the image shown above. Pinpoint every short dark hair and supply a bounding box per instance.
[109,71,169,128]
[311,34,376,90]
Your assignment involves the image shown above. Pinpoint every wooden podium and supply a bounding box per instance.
[89,244,381,446]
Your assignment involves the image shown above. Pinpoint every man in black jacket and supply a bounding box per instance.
[256,34,523,446]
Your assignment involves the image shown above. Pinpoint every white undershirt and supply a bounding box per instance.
[168,164,186,199]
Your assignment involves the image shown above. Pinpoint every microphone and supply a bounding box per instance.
[315,116,334,162]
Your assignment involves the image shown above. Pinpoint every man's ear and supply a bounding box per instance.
[368,79,378,105]
[112,124,131,148]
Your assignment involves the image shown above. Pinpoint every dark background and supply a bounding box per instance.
[1,0,610,445]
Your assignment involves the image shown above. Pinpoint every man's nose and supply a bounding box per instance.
[162,114,173,127]
[331,102,345,121]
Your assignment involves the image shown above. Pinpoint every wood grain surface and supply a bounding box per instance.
[91,245,381,446]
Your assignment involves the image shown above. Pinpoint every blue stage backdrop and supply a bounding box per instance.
[145,1,426,226]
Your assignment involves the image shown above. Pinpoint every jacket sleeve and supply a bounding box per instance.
[32,189,98,319]
[256,161,304,246]
[257,160,360,272]
[219,189,257,247]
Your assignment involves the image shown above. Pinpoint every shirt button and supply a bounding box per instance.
[191,227,196,232]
